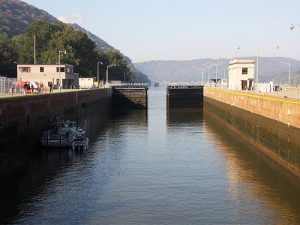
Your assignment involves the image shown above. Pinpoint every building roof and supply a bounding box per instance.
[229,59,255,66]
[17,64,73,67]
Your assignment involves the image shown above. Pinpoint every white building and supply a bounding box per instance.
[228,59,255,90]
[17,64,79,88]
[79,77,95,89]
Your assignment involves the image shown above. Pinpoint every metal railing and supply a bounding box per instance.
[0,77,23,96]
[110,83,149,88]
[207,82,300,99]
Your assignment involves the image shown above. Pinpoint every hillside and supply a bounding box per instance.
[0,0,112,52]
[135,57,300,84]
[0,0,56,36]
[0,0,150,83]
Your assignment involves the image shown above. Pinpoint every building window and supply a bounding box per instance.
[56,67,65,72]
[40,67,44,72]
[19,67,31,72]
[242,68,248,74]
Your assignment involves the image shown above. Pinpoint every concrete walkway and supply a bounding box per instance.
[0,88,107,99]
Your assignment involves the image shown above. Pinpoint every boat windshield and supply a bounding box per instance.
[59,121,76,128]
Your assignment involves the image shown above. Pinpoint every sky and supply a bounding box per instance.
[23,0,300,63]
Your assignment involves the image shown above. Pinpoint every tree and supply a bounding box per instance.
[0,33,17,77]
[4,19,139,82]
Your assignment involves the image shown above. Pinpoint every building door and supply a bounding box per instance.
[62,79,71,89]
[241,80,247,90]
[248,80,253,90]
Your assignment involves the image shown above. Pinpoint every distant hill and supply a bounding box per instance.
[0,0,57,36]
[0,0,150,83]
[135,57,300,85]
[0,0,118,52]
[70,23,113,52]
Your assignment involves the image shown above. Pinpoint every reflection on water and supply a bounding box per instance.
[204,112,300,224]
[167,108,203,127]
[0,88,299,224]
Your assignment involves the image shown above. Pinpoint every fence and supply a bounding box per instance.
[0,77,22,96]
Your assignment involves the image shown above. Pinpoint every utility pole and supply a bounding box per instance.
[58,50,66,91]
[97,62,103,84]
[33,34,36,64]
[256,48,259,87]
[215,64,218,86]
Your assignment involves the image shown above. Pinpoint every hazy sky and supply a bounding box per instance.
[23,0,300,63]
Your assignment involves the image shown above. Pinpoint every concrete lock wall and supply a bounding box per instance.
[0,89,112,152]
[204,88,300,177]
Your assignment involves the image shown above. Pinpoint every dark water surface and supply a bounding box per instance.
[1,88,300,224]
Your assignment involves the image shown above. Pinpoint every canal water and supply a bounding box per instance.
[1,88,300,224]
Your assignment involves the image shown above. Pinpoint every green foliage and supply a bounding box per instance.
[1,17,150,82]
[0,1,150,82]
[0,33,17,76]
[8,20,136,80]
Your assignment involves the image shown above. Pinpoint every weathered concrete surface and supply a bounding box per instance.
[112,87,148,109]
[0,89,111,140]
[205,88,300,128]
[204,88,300,177]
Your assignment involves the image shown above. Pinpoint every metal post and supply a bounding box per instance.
[97,62,103,85]
[223,68,226,87]
[58,51,61,91]
[106,64,116,86]
[58,50,66,91]
[34,34,36,64]
[106,66,108,85]
[288,63,291,86]
[215,64,218,86]
[207,68,210,83]
[97,63,99,83]
[201,71,204,84]
[256,48,259,88]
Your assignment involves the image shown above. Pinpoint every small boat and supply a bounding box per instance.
[72,128,89,151]
[41,120,88,149]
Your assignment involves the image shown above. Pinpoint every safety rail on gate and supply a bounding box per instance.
[110,83,149,88]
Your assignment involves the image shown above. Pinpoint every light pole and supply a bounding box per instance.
[206,62,219,86]
[106,64,116,86]
[280,62,291,86]
[223,68,226,87]
[290,23,300,30]
[235,46,241,59]
[256,45,280,90]
[256,48,259,88]
[58,49,66,91]
[97,61,103,85]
